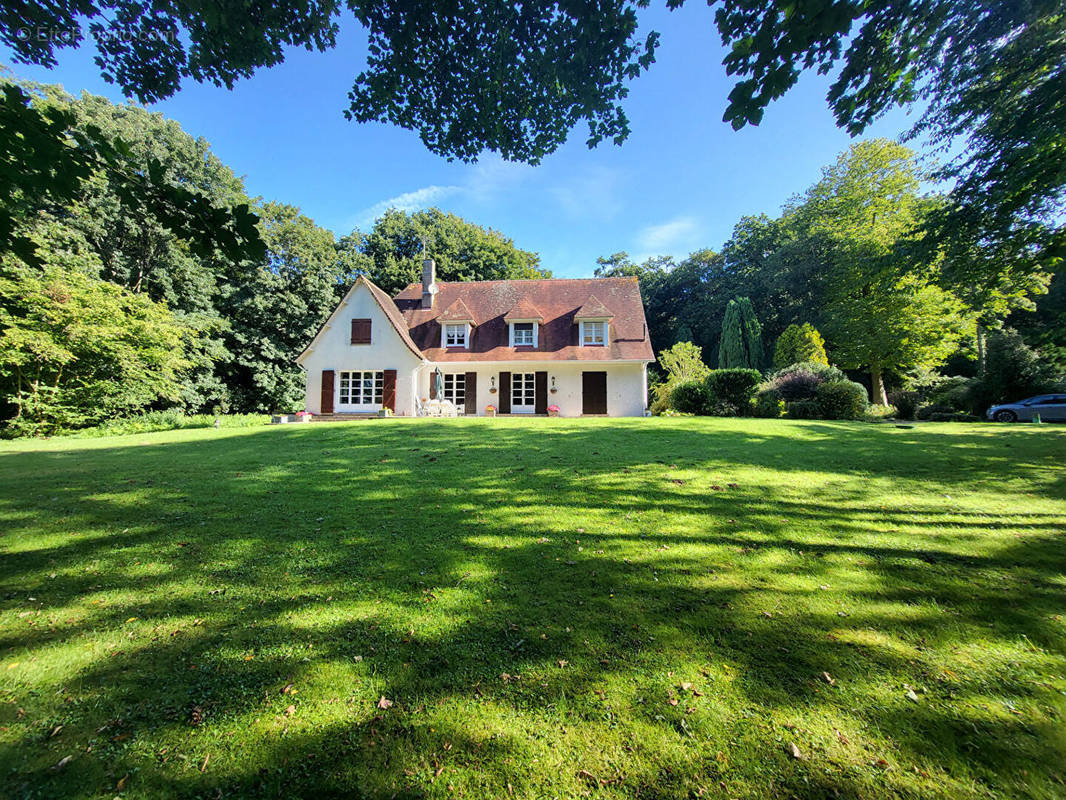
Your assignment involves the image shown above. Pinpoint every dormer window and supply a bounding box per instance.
[442,322,469,349]
[511,322,536,347]
[581,320,607,346]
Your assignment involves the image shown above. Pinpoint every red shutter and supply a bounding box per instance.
[498,372,511,414]
[429,372,437,399]
[350,319,371,344]
[534,371,548,414]
[465,371,477,415]
[383,369,396,412]
[320,370,335,414]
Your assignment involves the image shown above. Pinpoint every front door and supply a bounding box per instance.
[511,372,536,413]
[582,371,607,415]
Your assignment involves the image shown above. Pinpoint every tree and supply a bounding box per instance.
[360,208,548,296]
[795,141,974,403]
[773,324,828,369]
[1,1,657,165]
[648,341,710,414]
[0,258,191,436]
[219,202,362,412]
[0,77,264,268]
[718,296,762,369]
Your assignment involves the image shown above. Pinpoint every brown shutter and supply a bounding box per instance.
[320,369,335,414]
[382,369,396,411]
[534,371,548,414]
[429,371,437,399]
[350,319,371,344]
[498,371,511,414]
[464,371,477,415]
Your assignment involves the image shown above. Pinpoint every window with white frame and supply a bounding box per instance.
[511,322,536,347]
[339,371,383,405]
[581,320,607,346]
[443,322,468,348]
[443,373,466,409]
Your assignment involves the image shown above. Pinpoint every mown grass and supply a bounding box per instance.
[1,417,1064,799]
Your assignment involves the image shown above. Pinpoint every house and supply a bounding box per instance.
[297,258,654,417]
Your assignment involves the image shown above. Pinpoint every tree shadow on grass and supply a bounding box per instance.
[0,419,1064,798]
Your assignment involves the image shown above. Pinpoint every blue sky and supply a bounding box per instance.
[3,5,917,277]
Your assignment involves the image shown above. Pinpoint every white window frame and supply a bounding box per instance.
[509,321,538,347]
[441,322,469,349]
[442,373,466,411]
[338,370,384,408]
[511,372,536,412]
[580,320,608,346]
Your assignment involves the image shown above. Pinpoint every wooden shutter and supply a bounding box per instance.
[429,371,437,399]
[350,319,371,344]
[465,371,477,415]
[382,369,396,411]
[320,369,335,414]
[582,371,607,415]
[534,371,548,414]
[498,371,511,414]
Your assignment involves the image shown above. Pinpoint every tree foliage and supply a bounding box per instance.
[718,296,762,369]
[0,258,190,436]
[649,341,710,414]
[360,208,548,296]
[773,323,828,369]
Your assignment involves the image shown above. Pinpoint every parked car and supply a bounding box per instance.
[986,394,1066,422]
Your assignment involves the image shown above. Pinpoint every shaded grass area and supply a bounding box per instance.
[1,417,1064,799]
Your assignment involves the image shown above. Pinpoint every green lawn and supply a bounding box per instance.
[1,418,1065,799]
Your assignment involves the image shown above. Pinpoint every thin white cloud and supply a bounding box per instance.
[351,184,463,229]
[635,215,703,256]
[550,165,624,221]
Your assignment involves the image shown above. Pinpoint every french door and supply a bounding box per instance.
[511,372,536,413]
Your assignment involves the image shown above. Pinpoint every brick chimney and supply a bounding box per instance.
[421,257,437,309]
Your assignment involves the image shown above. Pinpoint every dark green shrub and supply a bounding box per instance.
[753,388,786,418]
[815,380,868,420]
[916,403,954,420]
[671,381,711,414]
[767,361,846,401]
[928,411,981,423]
[707,399,741,417]
[888,390,920,420]
[705,368,761,415]
[786,400,821,419]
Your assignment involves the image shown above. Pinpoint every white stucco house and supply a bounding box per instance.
[296,259,655,417]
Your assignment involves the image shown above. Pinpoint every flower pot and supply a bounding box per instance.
[547,410,559,417]
[485,408,496,417]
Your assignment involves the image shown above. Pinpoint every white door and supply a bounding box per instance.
[511,372,535,413]
[337,370,383,412]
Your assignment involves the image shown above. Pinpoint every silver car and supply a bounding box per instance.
[987,394,1066,422]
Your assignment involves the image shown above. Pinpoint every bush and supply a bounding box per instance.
[888,390,920,420]
[766,361,846,401]
[74,411,271,438]
[786,400,821,419]
[753,388,786,418]
[670,381,711,415]
[916,403,954,420]
[927,411,981,423]
[863,404,897,421]
[707,399,741,417]
[773,323,828,369]
[705,368,761,414]
[815,380,869,420]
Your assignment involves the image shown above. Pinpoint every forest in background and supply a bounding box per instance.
[1,76,1062,436]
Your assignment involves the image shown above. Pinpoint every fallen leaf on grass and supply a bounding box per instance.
[53,755,72,770]
[116,774,128,790]
[285,705,296,717]
[281,683,295,695]
[788,743,803,760]
[377,696,393,710]
[905,688,920,702]
[822,672,835,686]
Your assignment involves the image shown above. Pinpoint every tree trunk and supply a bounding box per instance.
[870,365,889,406]
[976,323,987,378]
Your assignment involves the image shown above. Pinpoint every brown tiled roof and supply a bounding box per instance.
[438,298,476,322]
[573,294,614,320]
[503,297,545,322]
[393,277,654,362]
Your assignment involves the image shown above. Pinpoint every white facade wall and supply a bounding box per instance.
[419,361,648,417]
[299,283,425,416]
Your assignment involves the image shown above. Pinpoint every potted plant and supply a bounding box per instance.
[295,410,313,423]
[378,407,392,417]
[485,404,497,417]
[547,404,560,417]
